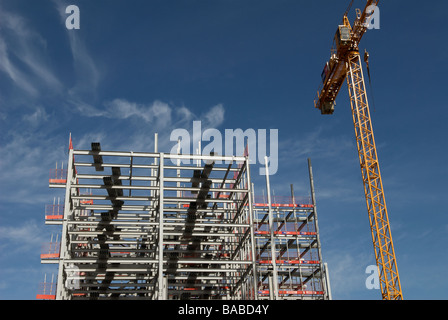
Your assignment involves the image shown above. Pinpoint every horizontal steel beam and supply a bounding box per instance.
[73,149,247,162]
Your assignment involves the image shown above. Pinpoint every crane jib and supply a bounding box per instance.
[312,0,403,300]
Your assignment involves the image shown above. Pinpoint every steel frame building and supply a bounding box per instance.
[37,140,331,300]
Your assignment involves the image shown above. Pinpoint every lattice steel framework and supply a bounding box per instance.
[39,141,331,300]
[41,142,257,300]
[347,52,402,300]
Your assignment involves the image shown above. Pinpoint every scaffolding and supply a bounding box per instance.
[38,138,331,300]
[254,159,331,300]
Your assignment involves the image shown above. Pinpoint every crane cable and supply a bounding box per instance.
[364,49,376,113]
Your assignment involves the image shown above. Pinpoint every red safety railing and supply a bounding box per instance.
[79,191,93,205]
[253,195,313,207]
[257,259,320,265]
[40,242,60,259]
[181,193,314,209]
[45,204,64,220]
[36,281,57,300]
[254,230,317,236]
[258,290,324,296]
[49,169,67,184]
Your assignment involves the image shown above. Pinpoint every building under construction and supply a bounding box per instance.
[37,138,331,300]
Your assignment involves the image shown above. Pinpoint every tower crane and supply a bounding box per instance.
[313,0,403,300]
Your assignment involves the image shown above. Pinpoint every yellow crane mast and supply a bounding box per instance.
[314,0,403,300]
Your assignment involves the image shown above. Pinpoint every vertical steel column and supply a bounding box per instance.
[324,263,333,300]
[128,151,134,197]
[177,139,181,204]
[56,148,75,300]
[245,157,258,300]
[268,276,274,300]
[264,156,278,300]
[290,184,295,204]
[152,133,158,207]
[307,158,328,299]
[158,152,164,300]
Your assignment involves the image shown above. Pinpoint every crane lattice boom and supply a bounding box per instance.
[313,0,403,300]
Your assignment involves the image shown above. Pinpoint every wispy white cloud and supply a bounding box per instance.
[0,7,63,97]
[22,106,49,127]
[69,97,225,129]
[59,98,228,165]
[0,36,38,96]
[0,220,45,245]
[72,131,108,150]
[202,103,225,128]
[0,265,56,299]
[0,3,227,206]
[67,98,106,117]
[279,125,354,162]
[76,98,225,128]
[272,125,361,202]
[0,129,67,205]
[71,99,226,153]
[51,0,100,101]
[66,31,101,99]
[104,99,172,126]
[325,250,376,299]
[0,220,48,254]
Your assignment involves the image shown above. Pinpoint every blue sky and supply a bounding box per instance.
[0,0,447,300]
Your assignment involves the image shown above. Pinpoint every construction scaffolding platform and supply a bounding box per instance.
[36,274,57,300]
[38,138,331,300]
[253,195,329,300]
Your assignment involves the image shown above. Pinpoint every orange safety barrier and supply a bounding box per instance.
[254,231,317,236]
[36,294,56,300]
[258,290,324,295]
[258,259,320,265]
[45,215,64,220]
[49,169,67,184]
[40,242,60,259]
[73,293,87,297]
[253,203,312,208]
[36,282,56,300]
[40,253,60,259]
[45,204,64,220]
